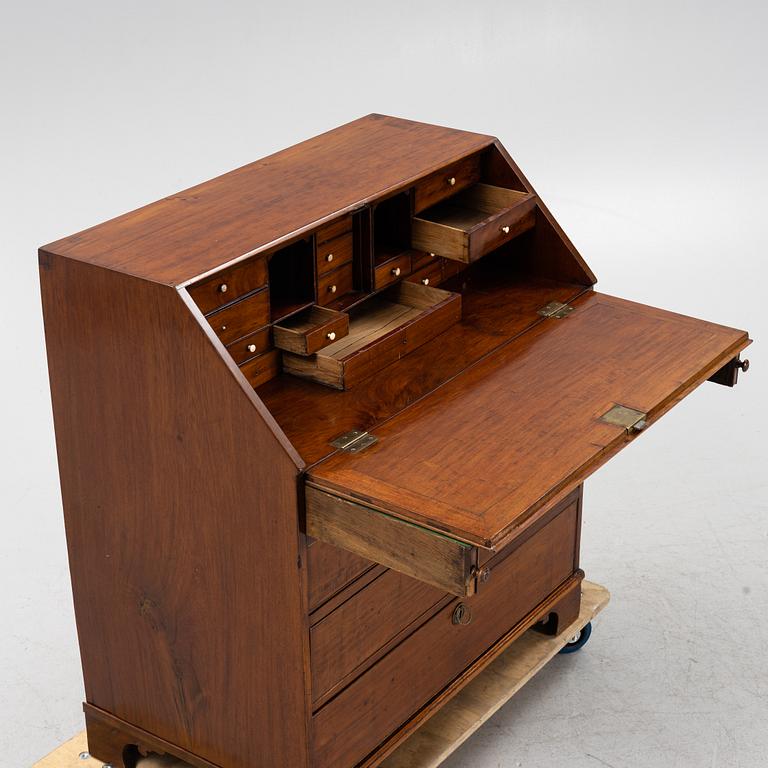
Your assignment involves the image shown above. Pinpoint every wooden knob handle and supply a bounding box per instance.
[500,225,510,234]
[325,253,334,262]
[391,267,401,277]
[247,344,257,353]
[447,177,456,187]
[218,283,228,293]
[327,331,336,341]
[328,284,337,293]
[421,278,430,285]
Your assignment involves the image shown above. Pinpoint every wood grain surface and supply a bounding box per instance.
[308,291,750,548]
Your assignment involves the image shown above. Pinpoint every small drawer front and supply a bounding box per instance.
[273,306,349,356]
[441,257,468,281]
[239,349,280,388]
[316,232,353,276]
[318,262,354,306]
[413,153,482,214]
[407,258,443,288]
[374,253,412,290]
[188,256,268,315]
[467,199,537,262]
[411,250,440,271]
[307,540,375,612]
[207,289,270,345]
[226,326,271,365]
[311,569,445,705]
[316,214,353,244]
[311,498,580,768]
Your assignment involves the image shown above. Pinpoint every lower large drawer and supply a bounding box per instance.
[311,496,580,768]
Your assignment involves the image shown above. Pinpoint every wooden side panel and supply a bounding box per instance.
[39,254,309,768]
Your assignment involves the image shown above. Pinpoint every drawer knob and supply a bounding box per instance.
[327,331,336,342]
[328,284,337,294]
[447,176,456,187]
[421,277,430,286]
[501,225,510,234]
[391,267,401,277]
[247,344,257,353]
[452,603,472,626]
[218,283,228,294]
[736,358,750,372]
[326,253,334,262]
[429,252,435,257]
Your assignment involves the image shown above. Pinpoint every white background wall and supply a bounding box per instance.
[1,2,765,767]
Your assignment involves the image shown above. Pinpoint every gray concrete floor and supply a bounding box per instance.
[2,3,766,767]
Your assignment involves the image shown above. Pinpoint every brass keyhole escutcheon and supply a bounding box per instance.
[452,603,472,626]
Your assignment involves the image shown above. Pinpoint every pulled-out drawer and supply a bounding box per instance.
[311,495,581,768]
[284,282,461,390]
[412,184,537,263]
[188,255,268,315]
[273,305,349,356]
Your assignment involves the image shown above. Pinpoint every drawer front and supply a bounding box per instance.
[312,498,580,768]
[317,214,353,244]
[410,251,439,271]
[239,348,280,388]
[374,253,412,290]
[441,257,468,281]
[226,326,271,365]
[207,289,269,345]
[308,540,375,612]
[467,197,537,262]
[318,262,354,306]
[317,232,353,276]
[188,256,268,315]
[311,569,445,705]
[407,259,443,288]
[413,154,482,214]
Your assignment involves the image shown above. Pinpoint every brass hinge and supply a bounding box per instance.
[600,404,648,433]
[330,429,378,453]
[537,301,574,319]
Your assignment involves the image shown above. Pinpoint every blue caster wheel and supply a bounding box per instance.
[559,621,592,654]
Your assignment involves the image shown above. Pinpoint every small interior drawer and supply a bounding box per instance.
[413,153,482,214]
[225,326,271,365]
[317,262,354,307]
[412,184,537,263]
[240,348,280,388]
[373,252,412,289]
[188,255,267,315]
[283,281,461,390]
[316,232,353,276]
[273,305,349,356]
[316,214,353,244]
[411,250,440,271]
[207,288,269,345]
[407,258,443,288]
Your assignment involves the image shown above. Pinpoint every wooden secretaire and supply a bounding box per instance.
[40,115,750,768]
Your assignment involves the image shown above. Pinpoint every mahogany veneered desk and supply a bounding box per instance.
[40,115,750,768]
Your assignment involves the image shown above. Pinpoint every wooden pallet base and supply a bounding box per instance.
[33,581,609,768]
